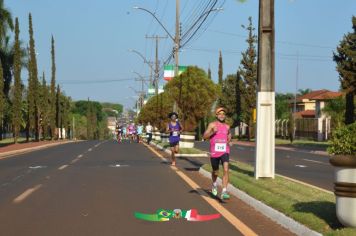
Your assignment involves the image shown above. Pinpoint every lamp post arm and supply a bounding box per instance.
[133,6,175,41]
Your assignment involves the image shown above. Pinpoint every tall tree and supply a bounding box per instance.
[0,59,5,139]
[218,50,223,85]
[239,16,257,140]
[56,84,61,139]
[40,72,50,139]
[28,13,39,141]
[235,71,245,128]
[50,35,56,139]
[208,65,212,80]
[12,18,22,143]
[333,16,356,125]
[0,0,13,102]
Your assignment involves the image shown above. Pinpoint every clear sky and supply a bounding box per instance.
[6,0,356,109]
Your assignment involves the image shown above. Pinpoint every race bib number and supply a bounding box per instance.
[214,143,226,152]
[172,131,179,136]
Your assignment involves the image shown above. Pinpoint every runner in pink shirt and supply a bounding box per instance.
[203,107,231,200]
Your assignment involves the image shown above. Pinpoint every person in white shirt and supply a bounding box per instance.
[145,122,153,144]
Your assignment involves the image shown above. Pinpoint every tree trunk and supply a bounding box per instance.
[345,91,355,125]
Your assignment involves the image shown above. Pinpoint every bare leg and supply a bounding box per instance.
[171,146,176,166]
[212,170,218,183]
[222,162,229,189]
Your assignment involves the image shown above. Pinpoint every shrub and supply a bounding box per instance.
[327,122,356,156]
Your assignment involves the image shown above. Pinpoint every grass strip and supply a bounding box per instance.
[179,148,207,155]
[203,161,356,236]
[275,138,329,149]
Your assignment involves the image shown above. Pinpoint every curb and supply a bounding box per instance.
[232,141,329,156]
[150,142,208,157]
[0,141,76,159]
[199,167,322,236]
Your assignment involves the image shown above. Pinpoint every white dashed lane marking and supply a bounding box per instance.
[13,184,42,204]
[295,165,307,168]
[58,165,69,170]
[302,158,329,165]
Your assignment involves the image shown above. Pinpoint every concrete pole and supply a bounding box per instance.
[175,0,180,76]
[255,0,275,179]
[146,35,167,95]
[173,0,180,113]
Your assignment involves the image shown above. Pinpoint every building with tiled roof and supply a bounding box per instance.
[292,89,343,118]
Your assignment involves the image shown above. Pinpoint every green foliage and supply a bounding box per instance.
[218,73,246,127]
[0,0,13,45]
[50,35,56,139]
[39,73,50,139]
[138,92,174,130]
[238,16,257,139]
[276,93,294,120]
[322,96,346,128]
[28,13,40,141]
[73,113,87,140]
[12,18,22,143]
[298,88,312,96]
[288,112,295,143]
[165,66,220,131]
[327,122,356,156]
[333,16,356,124]
[101,102,123,114]
[0,60,4,120]
[72,100,103,121]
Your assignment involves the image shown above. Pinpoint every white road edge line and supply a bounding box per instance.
[13,184,42,204]
[302,158,329,165]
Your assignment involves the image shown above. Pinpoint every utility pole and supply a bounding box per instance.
[255,0,275,179]
[175,0,180,76]
[173,0,180,113]
[293,51,299,138]
[146,35,167,95]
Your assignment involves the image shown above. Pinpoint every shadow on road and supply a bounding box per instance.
[229,164,254,177]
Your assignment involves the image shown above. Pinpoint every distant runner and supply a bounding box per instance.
[145,122,153,144]
[128,123,136,143]
[203,107,231,200]
[117,124,123,143]
[166,112,182,166]
[136,123,143,143]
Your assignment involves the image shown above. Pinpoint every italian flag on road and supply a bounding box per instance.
[164,65,187,81]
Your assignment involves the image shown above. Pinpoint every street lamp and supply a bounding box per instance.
[134,4,223,112]
[128,49,155,86]
[128,49,154,70]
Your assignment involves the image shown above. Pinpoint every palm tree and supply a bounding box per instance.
[0,0,13,45]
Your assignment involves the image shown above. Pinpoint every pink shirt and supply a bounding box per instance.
[209,121,230,158]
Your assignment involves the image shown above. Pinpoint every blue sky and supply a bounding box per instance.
[6,0,356,109]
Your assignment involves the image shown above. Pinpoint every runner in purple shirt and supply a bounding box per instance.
[166,112,183,166]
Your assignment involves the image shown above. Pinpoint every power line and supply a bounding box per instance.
[58,76,150,85]
[207,28,334,49]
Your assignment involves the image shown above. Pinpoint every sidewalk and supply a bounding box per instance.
[0,140,75,159]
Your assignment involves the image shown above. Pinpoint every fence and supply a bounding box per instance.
[275,117,332,141]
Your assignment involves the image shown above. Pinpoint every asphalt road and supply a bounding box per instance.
[0,140,296,236]
[195,141,334,191]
